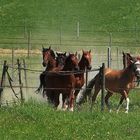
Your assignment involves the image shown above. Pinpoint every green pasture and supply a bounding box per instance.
[0,90,140,140]
[0,1,140,139]
[0,0,140,50]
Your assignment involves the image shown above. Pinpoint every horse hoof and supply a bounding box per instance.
[62,108,66,111]
[125,111,128,114]
[69,107,74,112]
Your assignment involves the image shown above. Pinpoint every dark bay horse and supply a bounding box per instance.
[80,59,140,113]
[37,47,67,93]
[44,53,79,111]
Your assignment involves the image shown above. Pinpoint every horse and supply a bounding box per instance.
[61,50,92,110]
[123,52,140,86]
[78,59,140,113]
[44,52,79,111]
[56,52,67,69]
[74,50,92,99]
[37,47,67,94]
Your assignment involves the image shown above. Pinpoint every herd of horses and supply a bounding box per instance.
[36,47,140,113]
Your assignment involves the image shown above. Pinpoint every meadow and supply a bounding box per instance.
[0,0,140,139]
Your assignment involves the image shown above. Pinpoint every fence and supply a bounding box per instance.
[0,58,107,111]
[0,50,140,111]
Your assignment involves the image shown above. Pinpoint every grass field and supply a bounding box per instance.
[0,93,140,140]
[0,1,140,140]
[0,0,140,50]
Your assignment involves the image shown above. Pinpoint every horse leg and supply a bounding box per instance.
[36,72,45,93]
[105,91,113,112]
[117,91,129,113]
[90,86,100,111]
[74,89,80,100]
[69,90,75,112]
[124,93,129,113]
[54,93,60,109]
[116,95,124,113]
[62,94,68,111]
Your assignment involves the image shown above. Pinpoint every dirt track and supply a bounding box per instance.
[0,48,41,56]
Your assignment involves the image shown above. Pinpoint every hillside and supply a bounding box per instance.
[0,0,140,30]
[0,0,140,49]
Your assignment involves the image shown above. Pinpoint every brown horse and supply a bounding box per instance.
[74,50,92,98]
[123,52,140,86]
[37,47,67,94]
[80,59,140,113]
[44,53,79,111]
[62,50,92,110]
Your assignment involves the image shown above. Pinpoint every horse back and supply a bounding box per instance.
[45,72,76,89]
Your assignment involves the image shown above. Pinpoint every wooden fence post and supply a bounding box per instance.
[77,21,79,39]
[107,47,111,68]
[101,63,105,112]
[124,53,127,69]
[23,59,28,97]
[85,68,88,101]
[117,47,119,69]
[17,59,24,104]
[0,61,7,106]
[24,18,27,39]
[12,48,14,79]
[59,25,62,45]
[27,30,31,59]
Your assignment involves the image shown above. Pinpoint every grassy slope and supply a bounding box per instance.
[0,90,140,140]
[0,0,140,49]
[0,0,140,29]
[0,100,140,140]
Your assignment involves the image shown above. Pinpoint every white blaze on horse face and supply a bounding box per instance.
[135,61,140,75]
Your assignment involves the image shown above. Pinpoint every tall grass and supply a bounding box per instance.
[0,90,140,140]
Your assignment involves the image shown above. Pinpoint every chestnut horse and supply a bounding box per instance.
[123,52,140,86]
[62,50,92,110]
[80,59,140,113]
[44,53,79,111]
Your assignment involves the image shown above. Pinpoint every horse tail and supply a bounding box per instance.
[36,72,45,93]
[76,73,99,105]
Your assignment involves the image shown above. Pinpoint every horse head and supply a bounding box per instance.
[81,50,92,70]
[42,46,55,67]
[56,52,67,67]
[63,52,79,71]
[129,59,140,78]
[122,52,135,68]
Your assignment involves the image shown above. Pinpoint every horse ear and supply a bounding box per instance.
[126,53,134,61]
[49,45,51,50]
[89,50,91,53]
[75,52,78,56]
[130,59,134,64]
[42,45,44,50]
[56,52,58,56]
[64,52,66,56]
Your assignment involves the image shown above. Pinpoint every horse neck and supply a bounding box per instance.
[78,56,86,70]
[46,58,56,71]
[123,66,135,82]
[63,63,72,71]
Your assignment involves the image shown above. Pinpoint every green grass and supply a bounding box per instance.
[0,89,140,140]
[0,0,140,49]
